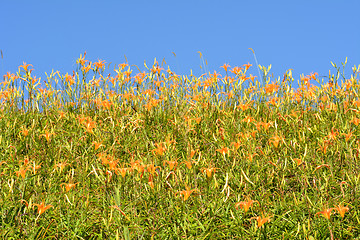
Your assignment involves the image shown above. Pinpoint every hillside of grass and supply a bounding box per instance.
[0,53,359,239]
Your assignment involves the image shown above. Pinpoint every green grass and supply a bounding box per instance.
[0,54,359,239]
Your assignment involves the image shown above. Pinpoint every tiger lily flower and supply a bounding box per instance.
[34,201,52,215]
[146,164,161,175]
[216,147,230,156]
[76,51,87,66]
[334,204,349,218]
[176,185,199,201]
[231,66,243,75]
[269,135,283,148]
[19,62,33,72]
[15,165,29,179]
[93,59,105,71]
[148,174,155,189]
[182,160,194,170]
[20,127,29,137]
[118,63,129,70]
[55,161,69,173]
[92,141,103,150]
[342,132,353,142]
[201,166,219,178]
[235,198,259,213]
[152,142,166,156]
[264,82,279,94]
[164,160,178,170]
[41,130,54,142]
[250,214,271,228]
[243,63,252,71]
[82,63,92,73]
[60,182,79,192]
[292,158,303,166]
[220,63,230,72]
[117,167,130,178]
[316,208,334,220]
[231,141,241,150]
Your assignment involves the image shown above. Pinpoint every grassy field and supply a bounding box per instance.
[0,53,359,239]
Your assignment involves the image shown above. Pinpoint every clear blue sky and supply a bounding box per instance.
[1,1,359,86]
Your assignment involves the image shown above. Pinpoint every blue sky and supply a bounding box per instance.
[1,1,359,86]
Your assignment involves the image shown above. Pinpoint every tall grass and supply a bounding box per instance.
[0,52,359,239]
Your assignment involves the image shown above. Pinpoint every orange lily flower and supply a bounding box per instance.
[269,135,283,148]
[316,208,334,220]
[55,161,69,173]
[189,149,197,159]
[34,201,53,215]
[15,165,29,179]
[19,62,33,72]
[243,63,252,71]
[20,127,29,137]
[342,132,353,142]
[92,141,103,150]
[194,117,202,124]
[148,174,155,189]
[108,159,119,171]
[64,73,75,86]
[261,122,271,131]
[220,63,230,72]
[84,118,96,134]
[352,99,360,107]
[23,157,30,166]
[350,117,360,126]
[231,66,243,75]
[122,92,133,101]
[309,72,318,80]
[118,63,129,70]
[77,51,87,66]
[327,128,338,141]
[250,214,271,228]
[176,185,199,201]
[152,142,166,156]
[146,164,161,175]
[242,115,255,124]
[93,59,105,70]
[182,160,194,170]
[151,65,163,75]
[91,78,101,87]
[41,130,54,142]
[201,166,219,178]
[58,110,65,119]
[231,141,241,150]
[334,204,349,218]
[264,83,279,94]
[117,167,130,178]
[216,147,230,155]
[164,160,178,170]
[130,160,145,174]
[235,198,259,213]
[292,158,303,166]
[101,99,112,109]
[82,63,92,73]
[238,103,250,111]
[60,182,79,192]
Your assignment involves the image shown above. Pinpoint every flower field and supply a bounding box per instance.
[0,52,359,239]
